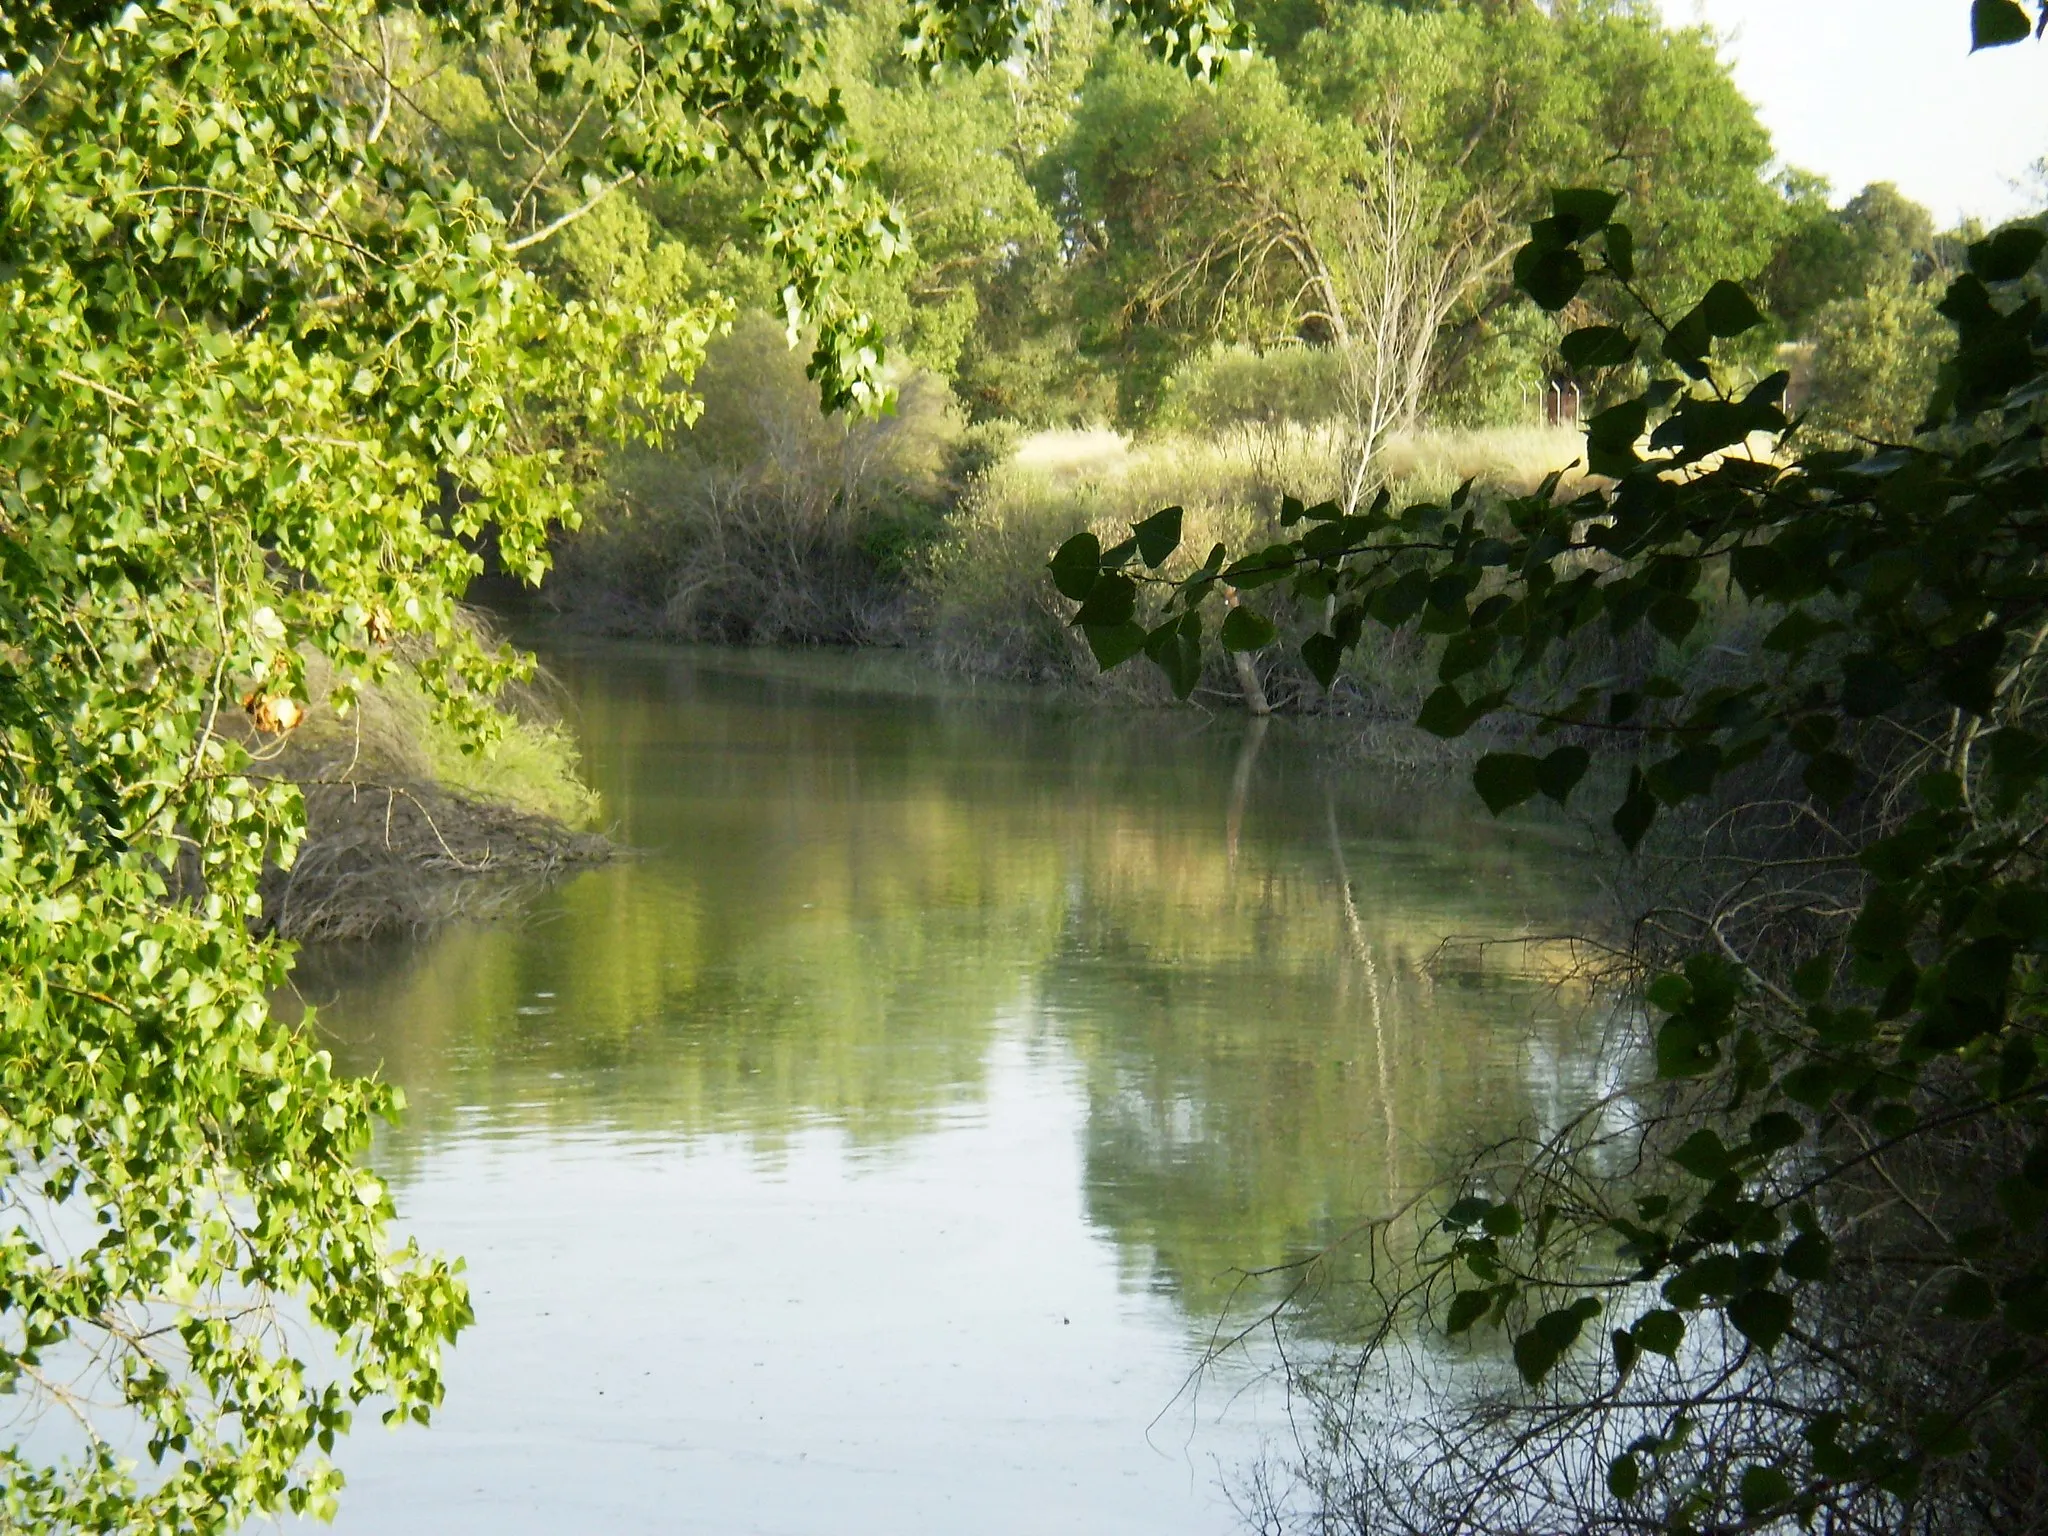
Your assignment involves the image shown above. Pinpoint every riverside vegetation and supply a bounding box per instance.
[545,0,2030,727]
[4,0,2047,1534]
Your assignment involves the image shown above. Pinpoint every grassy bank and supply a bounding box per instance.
[917,421,1592,713]
[545,344,1595,723]
[258,632,609,942]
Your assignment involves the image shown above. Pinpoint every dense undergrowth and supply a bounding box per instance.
[547,311,1596,722]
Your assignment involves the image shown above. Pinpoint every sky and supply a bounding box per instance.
[1658,0,2048,226]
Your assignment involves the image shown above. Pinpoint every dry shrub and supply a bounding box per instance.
[552,312,971,644]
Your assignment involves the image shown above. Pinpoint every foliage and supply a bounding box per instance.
[1806,268,1957,443]
[1047,3,1783,425]
[556,313,970,644]
[1052,160,2048,1529]
[1155,343,1346,431]
[1765,180,1941,341]
[0,0,1229,1525]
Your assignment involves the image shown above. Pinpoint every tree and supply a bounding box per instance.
[1051,10,2048,1529]
[0,0,1235,1527]
[1049,2,1783,426]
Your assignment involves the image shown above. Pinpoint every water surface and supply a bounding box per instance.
[296,644,1605,1534]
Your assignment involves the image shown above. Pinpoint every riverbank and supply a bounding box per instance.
[541,331,1596,722]
[260,639,612,942]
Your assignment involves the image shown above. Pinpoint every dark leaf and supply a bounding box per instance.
[1610,1328,1639,1380]
[1551,187,1623,235]
[1560,326,1636,370]
[1969,224,2048,282]
[1840,653,1906,717]
[1633,1309,1684,1355]
[1473,753,1543,816]
[1613,767,1657,850]
[1602,222,1635,281]
[1607,1453,1642,1499]
[1049,532,1101,601]
[1417,685,1476,739]
[1301,632,1342,689]
[1972,0,2033,49]
[1803,751,1856,805]
[1512,1298,1599,1387]
[1516,243,1587,312]
[1070,573,1137,628]
[1739,1465,1793,1517]
[1446,1289,1492,1336]
[1537,745,1590,804]
[1083,620,1147,670]
[1699,279,1764,338]
[1728,1288,1793,1352]
[1132,505,1183,569]
[1783,1231,1833,1283]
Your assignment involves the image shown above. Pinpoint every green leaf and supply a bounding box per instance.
[1698,279,1764,338]
[1132,505,1183,569]
[1602,222,1635,281]
[1515,242,1586,312]
[1739,1465,1793,1517]
[1551,187,1623,234]
[1300,632,1341,689]
[1219,606,1277,652]
[1584,399,1650,477]
[1782,1232,1833,1283]
[1670,1128,1733,1181]
[1512,1298,1600,1387]
[1607,1453,1642,1499]
[1049,533,1102,601]
[1969,225,2048,282]
[1610,1328,1639,1380]
[1972,0,2033,49]
[1083,620,1147,670]
[1473,753,1542,815]
[1633,1309,1684,1356]
[1559,325,1636,370]
[1446,1289,1492,1335]
[1840,653,1906,717]
[1417,685,1476,739]
[1612,767,1657,850]
[1803,751,1856,805]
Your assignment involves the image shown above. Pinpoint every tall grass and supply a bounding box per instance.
[917,421,1588,705]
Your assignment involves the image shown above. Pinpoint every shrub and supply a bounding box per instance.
[553,313,970,643]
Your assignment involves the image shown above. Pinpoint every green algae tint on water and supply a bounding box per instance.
[291,643,1609,1535]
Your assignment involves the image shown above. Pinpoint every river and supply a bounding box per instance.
[292,641,1610,1534]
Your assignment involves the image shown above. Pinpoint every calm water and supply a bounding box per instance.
[293,644,1607,1535]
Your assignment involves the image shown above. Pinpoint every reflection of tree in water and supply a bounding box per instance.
[1055,738,1606,1331]
[295,648,1603,1323]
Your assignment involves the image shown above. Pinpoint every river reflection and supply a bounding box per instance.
[292,643,1603,1534]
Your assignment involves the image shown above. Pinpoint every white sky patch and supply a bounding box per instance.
[1658,0,2047,226]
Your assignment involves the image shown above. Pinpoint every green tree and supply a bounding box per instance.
[0,0,1233,1527]
[1050,1,1782,426]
